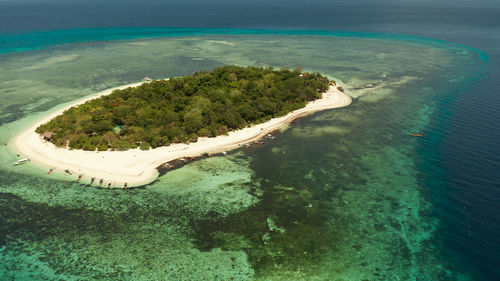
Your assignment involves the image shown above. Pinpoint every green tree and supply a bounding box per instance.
[36,65,330,151]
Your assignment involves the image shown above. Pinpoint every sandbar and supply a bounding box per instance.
[14,82,351,187]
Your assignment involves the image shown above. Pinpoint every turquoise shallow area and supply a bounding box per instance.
[0,32,484,280]
[0,27,483,56]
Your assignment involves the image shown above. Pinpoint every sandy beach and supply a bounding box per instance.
[14,82,351,187]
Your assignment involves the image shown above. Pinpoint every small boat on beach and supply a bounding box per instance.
[14,158,30,166]
[266,134,276,140]
[124,182,128,189]
[160,163,172,169]
[64,169,72,175]
[90,177,96,184]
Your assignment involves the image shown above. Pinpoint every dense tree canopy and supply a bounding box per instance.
[36,65,331,151]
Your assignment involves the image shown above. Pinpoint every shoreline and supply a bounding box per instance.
[13,82,351,188]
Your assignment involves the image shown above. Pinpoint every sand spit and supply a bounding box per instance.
[14,82,351,187]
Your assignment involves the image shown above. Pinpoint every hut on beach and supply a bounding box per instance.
[42,131,56,141]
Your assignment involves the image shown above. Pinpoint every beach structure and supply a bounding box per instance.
[41,131,56,141]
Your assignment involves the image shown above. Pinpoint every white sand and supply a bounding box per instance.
[14,83,351,187]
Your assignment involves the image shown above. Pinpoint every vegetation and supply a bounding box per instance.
[36,65,331,151]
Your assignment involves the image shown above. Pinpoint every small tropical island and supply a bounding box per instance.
[15,65,351,187]
[36,65,331,151]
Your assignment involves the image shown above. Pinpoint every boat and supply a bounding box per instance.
[64,169,72,175]
[160,163,172,169]
[124,182,128,189]
[410,133,424,137]
[14,158,30,166]
[266,134,276,140]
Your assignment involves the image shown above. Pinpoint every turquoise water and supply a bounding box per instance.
[1,27,482,55]
[0,31,485,280]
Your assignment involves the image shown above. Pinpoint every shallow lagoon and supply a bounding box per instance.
[0,33,484,280]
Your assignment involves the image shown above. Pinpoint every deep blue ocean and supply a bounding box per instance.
[0,1,499,280]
